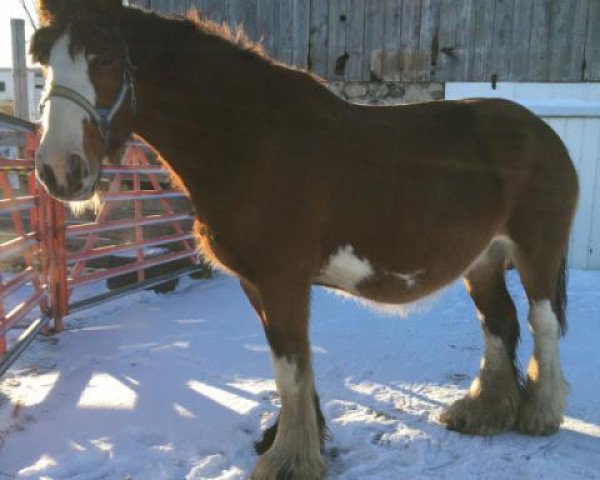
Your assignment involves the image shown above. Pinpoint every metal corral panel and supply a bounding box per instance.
[446,83,600,271]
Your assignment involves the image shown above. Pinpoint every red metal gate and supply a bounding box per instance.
[0,129,50,366]
[0,115,201,375]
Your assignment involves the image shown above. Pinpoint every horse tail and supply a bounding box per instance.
[555,254,568,336]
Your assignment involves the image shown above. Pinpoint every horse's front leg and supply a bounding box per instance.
[244,275,325,480]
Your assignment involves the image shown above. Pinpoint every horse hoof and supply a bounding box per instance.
[514,377,567,436]
[251,448,325,480]
[514,411,561,436]
[515,397,563,436]
[439,391,518,436]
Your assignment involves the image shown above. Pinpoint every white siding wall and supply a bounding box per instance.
[0,69,44,121]
[446,83,600,271]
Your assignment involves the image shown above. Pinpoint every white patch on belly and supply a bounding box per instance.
[392,270,423,288]
[317,244,424,292]
[317,245,374,291]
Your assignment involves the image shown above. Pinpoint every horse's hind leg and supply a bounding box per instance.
[242,274,326,480]
[511,240,570,435]
[507,157,577,435]
[440,239,521,435]
[508,124,578,436]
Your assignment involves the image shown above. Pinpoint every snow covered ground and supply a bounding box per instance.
[0,270,598,479]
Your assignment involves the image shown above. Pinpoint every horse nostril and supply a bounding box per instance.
[42,165,51,181]
[69,153,82,172]
[37,164,45,183]
[68,153,89,179]
[40,164,58,192]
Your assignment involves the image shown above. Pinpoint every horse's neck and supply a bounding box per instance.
[121,10,267,174]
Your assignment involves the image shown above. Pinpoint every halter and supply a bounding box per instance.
[40,56,136,151]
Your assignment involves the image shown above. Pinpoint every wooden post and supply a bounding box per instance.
[11,19,30,121]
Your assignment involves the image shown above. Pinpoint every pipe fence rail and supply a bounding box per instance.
[0,115,201,376]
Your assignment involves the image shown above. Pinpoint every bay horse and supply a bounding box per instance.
[31,1,579,478]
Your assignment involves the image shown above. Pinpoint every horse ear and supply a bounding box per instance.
[30,24,60,63]
[35,0,63,26]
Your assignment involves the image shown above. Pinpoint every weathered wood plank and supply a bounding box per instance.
[490,0,515,82]
[344,0,366,80]
[528,0,551,81]
[508,0,533,81]
[220,0,232,26]
[138,0,595,82]
[273,0,293,64]
[292,0,311,68]
[547,0,588,82]
[246,0,259,40]
[363,0,385,80]
[434,0,474,81]
[433,0,457,81]
[585,0,600,80]
[381,0,403,81]
[230,0,258,39]
[169,0,189,14]
[416,0,439,82]
[398,0,422,81]
[269,0,282,60]
[202,0,222,24]
[149,0,170,13]
[468,0,496,81]
[229,0,244,26]
[457,0,475,80]
[11,20,29,121]
[327,0,347,79]
[308,0,329,76]
[256,0,276,54]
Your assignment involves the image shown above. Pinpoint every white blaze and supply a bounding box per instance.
[38,32,95,187]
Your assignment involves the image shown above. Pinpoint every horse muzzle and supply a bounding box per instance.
[35,152,100,202]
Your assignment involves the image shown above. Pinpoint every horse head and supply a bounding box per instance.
[31,0,134,201]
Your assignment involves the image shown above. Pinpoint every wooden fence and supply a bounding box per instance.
[127,0,600,83]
